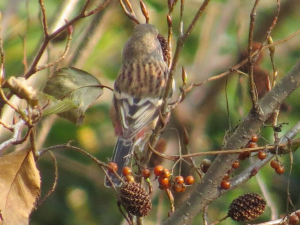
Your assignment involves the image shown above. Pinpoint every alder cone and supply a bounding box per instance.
[119,182,152,217]
[228,193,266,221]
[157,34,170,64]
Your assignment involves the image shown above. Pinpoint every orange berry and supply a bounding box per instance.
[161,168,171,178]
[200,159,211,173]
[107,162,118,173]
[173,183,184,193]
[158,177,170,189]
[220,180,231,190]
[174,176,184,184]
[275,165,285,175]
[142,168,151,179]
[181,185,187,192]
[289,214,299,225]
[296,210,300,219]
[122,166,132,176]
[258,151,267,160]
[238,153,246,160]
[124,175,135,183]
[231,160,240,169]
[247,142,258,148]
[251,134,259,143]
[223,173,230,180]
[185,175,195,185]
[154,165,164,177]
[270,159,280,169]
[243,151,251,158]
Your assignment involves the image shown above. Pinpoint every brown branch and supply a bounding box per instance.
[36,21,73,72]
[119,0,140,24]
[24,0,111,79]
[37,150,58,207]
[163,0,212,105]
[39,0,49,36]
[149,139,300,161]
[248,0,260,109]
[177,26,300,92]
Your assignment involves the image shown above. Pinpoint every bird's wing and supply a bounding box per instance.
[114,93,162,140]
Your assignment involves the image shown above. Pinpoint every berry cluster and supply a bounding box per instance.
[239,134,260,160]
[107,162,195,192]
[153,165,195,192]
[270,159,285,175]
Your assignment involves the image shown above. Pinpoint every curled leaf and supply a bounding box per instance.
[2,77,37,106]
[43,67,103,125]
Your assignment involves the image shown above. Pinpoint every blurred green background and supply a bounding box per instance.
[1,0,300,224]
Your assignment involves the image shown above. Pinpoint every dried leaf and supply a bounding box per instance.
[43,67,103,125]
[2,77,38,106]
[0,148,41,225]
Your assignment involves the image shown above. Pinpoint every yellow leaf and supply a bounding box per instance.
[0,148,41,225]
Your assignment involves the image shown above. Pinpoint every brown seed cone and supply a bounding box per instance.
[228,193,266,221]
[119,182,152,217]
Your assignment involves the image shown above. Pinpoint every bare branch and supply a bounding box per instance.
[36,21,73,72]
[248,0,260,109]
[24,0,112,79]
[119,0,140,24]
[37,150,58,206]
[0,120,26,152]
[38,0,49,36]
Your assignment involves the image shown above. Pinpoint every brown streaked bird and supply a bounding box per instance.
[105,24,171,187]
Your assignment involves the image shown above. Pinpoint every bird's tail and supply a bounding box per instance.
[105,137,133,187]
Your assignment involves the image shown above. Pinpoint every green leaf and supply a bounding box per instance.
[43,67,103,125]
[40,93,77,116]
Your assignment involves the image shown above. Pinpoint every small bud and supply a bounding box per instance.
[64,19,73,36]
[140,0,149,23]
[182,67,187,85]
[0,64,4,85]
[267,36,275,53]
[167,15,172,27]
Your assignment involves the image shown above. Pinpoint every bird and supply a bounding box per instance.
[105,23,171,187]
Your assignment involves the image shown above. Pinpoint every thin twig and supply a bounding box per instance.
[0,119,13,131]
[37,150,58,207]
[286,145,295,210]
[179,0,184,36]
[177,26,300,93]
[24,0,111,79]
[0,120,26,152]
[38,0,49,36]
[119,0,140,24]
[36,21,73,72]
[248,0,260,109]
[254,162,278,220]
[140,0,149,23]
[149,139,300,161]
